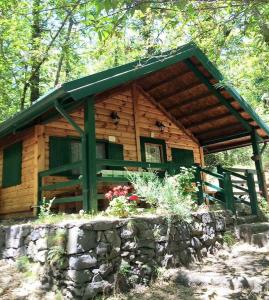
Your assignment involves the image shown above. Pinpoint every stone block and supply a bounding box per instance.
[69,254,97,270]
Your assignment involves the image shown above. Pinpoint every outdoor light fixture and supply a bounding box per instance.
[110,111,120,125]
[156,120,165,132]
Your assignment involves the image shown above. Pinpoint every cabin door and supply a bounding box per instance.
[171,148,194,167]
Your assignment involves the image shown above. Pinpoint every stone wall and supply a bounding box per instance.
[0,211,233,299]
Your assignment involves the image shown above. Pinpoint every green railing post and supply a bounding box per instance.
[223,171,235,214]
[194,165,204,205]
[251,129,268,201]
[245,170,258,215]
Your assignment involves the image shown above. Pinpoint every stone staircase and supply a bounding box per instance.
[235,203,269,247]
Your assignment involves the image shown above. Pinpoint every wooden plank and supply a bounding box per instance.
[132,84,142,161]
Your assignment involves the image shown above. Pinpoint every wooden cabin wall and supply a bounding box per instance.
[0,128,37,217]
[0,85,204,216]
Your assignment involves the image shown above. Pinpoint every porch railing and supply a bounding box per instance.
[38,160,259,215]
[38,161,83,206]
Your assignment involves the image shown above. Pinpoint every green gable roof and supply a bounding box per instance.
[0,42,268,143]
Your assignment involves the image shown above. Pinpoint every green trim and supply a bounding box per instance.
[0,42,268,146]
[184,59,251,132]
[192,45,269,137]
[140,137,167,163]
[251,130,268,199]
[53,196,83,205]
[2,141,22,188]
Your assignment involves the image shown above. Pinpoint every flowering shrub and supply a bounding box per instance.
[128,167,198,221]
[105,185,139,218]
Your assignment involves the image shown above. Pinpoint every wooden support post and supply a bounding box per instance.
[84,98,97,212]
[245,170,258,215]
[194,165,204,205]
[223,172,235,214]
[34,125,46,216]
[251,130,268,201]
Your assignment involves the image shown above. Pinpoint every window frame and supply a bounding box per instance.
[140,137,167,163]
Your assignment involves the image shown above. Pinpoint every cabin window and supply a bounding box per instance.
[49,137,124,174]
[140,137,167,163]
[2,141,23,188]
[145,143,163,163]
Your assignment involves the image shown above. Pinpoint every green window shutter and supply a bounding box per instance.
[107,142,124,170]
[171,148,194,167]
[49,137,72,175]
[2,141,23,188]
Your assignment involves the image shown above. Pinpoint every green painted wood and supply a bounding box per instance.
[231,184,249,193]
[49,137,74,176]
[96,158,181,170]
[140,137,167,163]
[97,176,129,183]
[39,161,82,177]
[251,130,268,200]
[193,46,269,137]
[85,98,97,212]
[171,148,194,167]
[41,179,82,191]
[203,181,224,193]
[2,141,22,188]
[245,170,258,215]
[53,196,83,205]
[223,172,235,213]
[107,143,124,170]
[184,59,251,132]
[199,167,224,180]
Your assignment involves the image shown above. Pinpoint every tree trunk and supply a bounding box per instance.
[29,0,41,104]
[55,17,73,86]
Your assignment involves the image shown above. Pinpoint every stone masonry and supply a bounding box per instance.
[0,211,234,299]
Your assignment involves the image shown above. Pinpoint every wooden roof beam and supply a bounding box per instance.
[135,84,200,145]
[157,81,202,103]
[187,112,234,130]
[175,102,224,120]
[145,69,192,93]
[184,59,252,132]
[167,91,214,112]
[196,122,245,140]
[201,131,250,146]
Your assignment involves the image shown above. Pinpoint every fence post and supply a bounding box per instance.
[194,165,204,205]
[223,171,235,214]
[245,170,258,215]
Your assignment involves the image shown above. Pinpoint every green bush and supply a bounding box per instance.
[128,167,197,222]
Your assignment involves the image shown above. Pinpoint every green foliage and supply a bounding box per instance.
[38,197,55,222]
[223,231,236,247]
[118,260,131,276]
[127,171,162,206]
[47,229,67,267]
[258,198,269,220]
[106,196,138,218]
[16,255,30,273]
[128,168,197,222]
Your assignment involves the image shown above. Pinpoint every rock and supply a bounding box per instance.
[67,270,92,284]
[104,230,121,248]
[83,281,112,299]
[69,254,97,270]
[66,227,96,255]
[230,276,249,290]
[191,237,202,250]
[96,242,110,256]
[36,238,48,251]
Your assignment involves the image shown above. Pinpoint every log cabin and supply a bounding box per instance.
[0,42,269,218]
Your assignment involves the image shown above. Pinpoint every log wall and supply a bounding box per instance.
[0,85,203,216]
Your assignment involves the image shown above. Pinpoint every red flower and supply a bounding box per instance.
[128,195,139,201]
